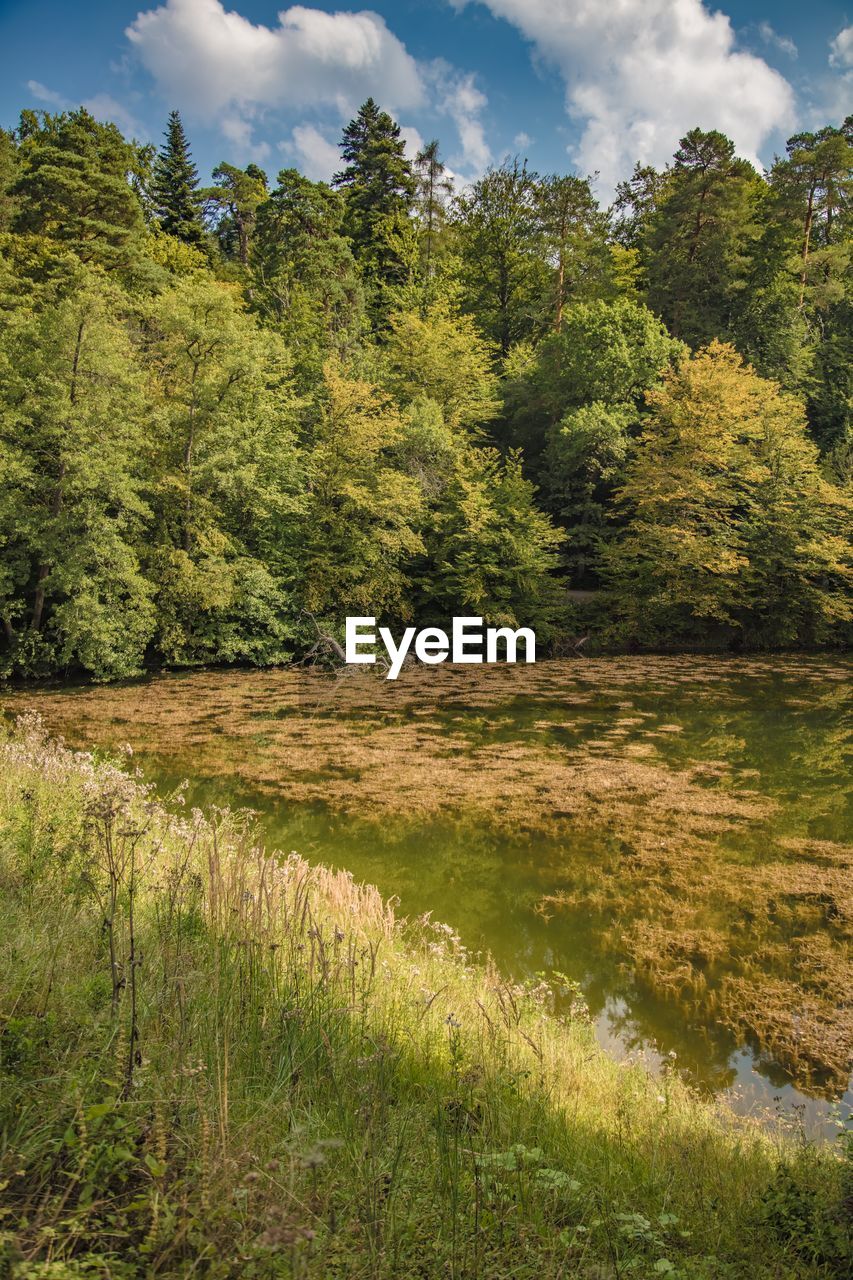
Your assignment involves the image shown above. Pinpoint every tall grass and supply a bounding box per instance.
[0,713,850,1278]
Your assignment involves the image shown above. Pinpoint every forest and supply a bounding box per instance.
[0,101,851,681]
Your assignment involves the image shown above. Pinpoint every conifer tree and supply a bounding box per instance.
[644,129,763,347]
[11,109,143,268]
[333,99,416,293]
[414,139,453,286]
[152,110,205,247]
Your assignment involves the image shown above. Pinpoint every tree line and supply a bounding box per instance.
[0,100,850,679]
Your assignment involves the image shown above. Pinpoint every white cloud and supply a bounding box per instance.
[451,0,795,191]
[26,80,67,108]
[126,2,494,185]
[220,113,271,164]
[424,62,491,179]
[824,25,853,123]
[82,93,144,138]
[829,25,853,70]
[284,124,341,182]
[126,0,425,119]
[514,130,532,149]
[399,125,426,162]
[26,81,144,138]
[758,23,797,60]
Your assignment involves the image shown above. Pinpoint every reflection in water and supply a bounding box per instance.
[3,655,851,1137]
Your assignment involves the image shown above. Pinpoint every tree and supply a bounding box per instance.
[765,118,853,449]
[0,127,19,232]
[333,99,416,295]
[382,304,499,431]
[535,174,611,330]
[644,129,764,346]
[604,342,852,646]
[205,161,268,267]
[152,110,205,248]
[11,109,144,270]
[143,276,304,666]
[413,139,454,293]
[423,447,563,632]
[612,163,667,248]
[453,160,548,357]
[502,299,682,583]
[0,268,154,678]
[769,118,853,309]
[250,168,364,384]
[303,362,425,619]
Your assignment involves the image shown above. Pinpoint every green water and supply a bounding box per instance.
[5,656,851,1136]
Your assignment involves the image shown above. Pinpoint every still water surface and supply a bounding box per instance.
[5,656,851,1137]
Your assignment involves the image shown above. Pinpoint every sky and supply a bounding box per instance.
[0,0,851,195]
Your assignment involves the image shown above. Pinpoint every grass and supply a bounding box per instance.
[0,713,850,1279]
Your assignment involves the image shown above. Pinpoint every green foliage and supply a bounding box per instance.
[142,276,304,665]
[383,303,500,430]
[333,98,416,297]
[204,160,267,267]
[645,129,765,347]
[11,109,144,270]
[503,299,683,582]
[423,446,564,631]
[0,97,850,675]
[0,267,154,678]
[302,362,425,619]
[604,343,852,646]
[250,168,364,384]
[453,159,549,357]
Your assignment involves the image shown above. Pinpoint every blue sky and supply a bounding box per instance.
[0,0,850,194]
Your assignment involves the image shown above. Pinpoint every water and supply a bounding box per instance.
[4,655,851,1138]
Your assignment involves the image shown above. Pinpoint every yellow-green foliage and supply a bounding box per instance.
[0,715,850,1278]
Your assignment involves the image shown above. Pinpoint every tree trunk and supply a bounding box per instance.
[798,184,816,310]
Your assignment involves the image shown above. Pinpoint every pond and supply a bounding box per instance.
[3,655,851,1137]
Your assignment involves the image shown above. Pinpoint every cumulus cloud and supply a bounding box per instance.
[451,0,795,191]
[829,25,853,70]
[284,124,342,182]
[422,62,491,180]
[399,125,426,162]
[126,0,425,119]
[441,70,491,174]
[125,1,494,181]
[823,25,853,123]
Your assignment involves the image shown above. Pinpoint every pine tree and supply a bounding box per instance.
[414,139,453,286]
[152,110,205,247]
[11,109,143,268]
[644,129,764,347]
[333,99,416,292]
[206,162,268,266]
